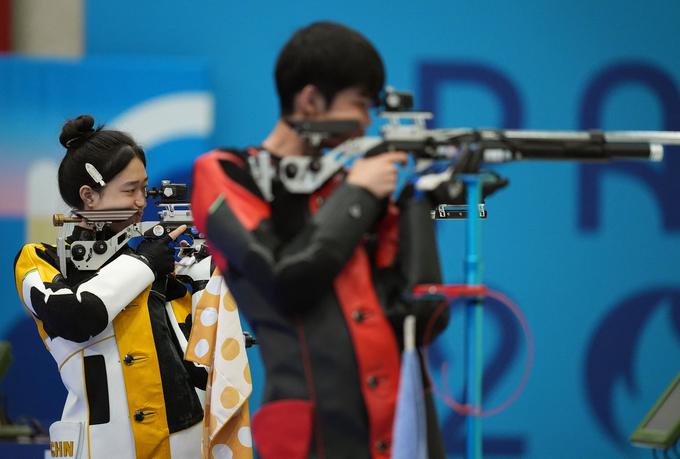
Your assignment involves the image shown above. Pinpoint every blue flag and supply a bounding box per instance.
[392,315,429,459]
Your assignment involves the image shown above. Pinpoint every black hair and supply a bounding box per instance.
[57,114,146,209]
[275,21,385,116]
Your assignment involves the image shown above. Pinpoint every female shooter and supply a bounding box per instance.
[13,115,208,458]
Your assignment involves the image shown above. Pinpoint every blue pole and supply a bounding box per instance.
[462,174,483,459]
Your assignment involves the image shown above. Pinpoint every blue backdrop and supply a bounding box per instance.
[1,1,679,458]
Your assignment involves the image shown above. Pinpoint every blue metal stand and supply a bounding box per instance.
[461,174,484,459]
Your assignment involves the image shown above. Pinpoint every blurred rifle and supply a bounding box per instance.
[247,88,680,218]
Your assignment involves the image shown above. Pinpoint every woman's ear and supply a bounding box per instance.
[79,185,99,209]
[294,84,327,118]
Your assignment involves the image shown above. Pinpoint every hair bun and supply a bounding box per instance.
[59,114,96,149]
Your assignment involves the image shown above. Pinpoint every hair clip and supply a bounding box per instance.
[65,136,82,148]
[85,163,106,187]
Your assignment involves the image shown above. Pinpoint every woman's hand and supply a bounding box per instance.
[136,224,187,278]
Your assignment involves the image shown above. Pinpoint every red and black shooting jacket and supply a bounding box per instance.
[192,148,446,459]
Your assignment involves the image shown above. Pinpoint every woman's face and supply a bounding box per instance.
[84,157,148,231]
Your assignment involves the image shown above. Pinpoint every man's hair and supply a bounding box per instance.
[275,21,385,116]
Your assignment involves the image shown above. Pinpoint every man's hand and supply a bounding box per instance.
[347,152,408,198]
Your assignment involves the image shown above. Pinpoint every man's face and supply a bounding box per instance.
[319,87,374,136]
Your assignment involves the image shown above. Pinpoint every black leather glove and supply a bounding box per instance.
[136,235,176,278]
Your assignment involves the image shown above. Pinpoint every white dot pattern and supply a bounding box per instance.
[211,443,233,459]
[194,339,209,358]
[201,307,218,326]
[185,269,253,455]
[238,426,252,447]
